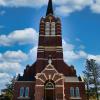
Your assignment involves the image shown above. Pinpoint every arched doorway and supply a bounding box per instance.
[44,81,55,100]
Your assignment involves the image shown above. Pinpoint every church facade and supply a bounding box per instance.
[13,0,86,100]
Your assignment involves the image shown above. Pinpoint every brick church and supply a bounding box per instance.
[13,0,86,100]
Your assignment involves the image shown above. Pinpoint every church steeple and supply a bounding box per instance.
[46,0,54,16]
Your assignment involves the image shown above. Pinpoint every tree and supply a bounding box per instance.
[3,77,16,100]
[83,77,90,100]
[83,59,100,100]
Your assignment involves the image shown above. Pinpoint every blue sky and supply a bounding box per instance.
[0,0,100,92]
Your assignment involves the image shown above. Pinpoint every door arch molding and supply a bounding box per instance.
[44,80,55,100]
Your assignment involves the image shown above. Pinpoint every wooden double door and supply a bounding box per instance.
[44,82,55,100]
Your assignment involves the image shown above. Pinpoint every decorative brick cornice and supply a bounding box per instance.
[39,35,61,37]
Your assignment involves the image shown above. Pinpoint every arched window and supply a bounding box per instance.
[45,22,50,35]
[70,87,74,97]
[76,87,80,97]
[25,87,29,97]
[51,22,55,35]
[45,82,54,89]
[20,87,24,97]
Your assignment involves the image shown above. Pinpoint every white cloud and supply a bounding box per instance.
[0,50,28,92]
[78,50,87,58]
[87,54,100,64]
[0,28,38,46]
[91,0,100,14]
[55,6,73,16]
[3,50,28,62]
[0,50,28,62]
[0,0,6,6]
[53,0,68,5]
[0,0,100,16]
[55,0,92,16]
[0,0,48,8]
[29,46,37,61]
[0,62,21,73]
[63,39,85,62]
[0,49,29,92]
[63,39,100,64]
[62,39,74,51]
[0,73,11,81]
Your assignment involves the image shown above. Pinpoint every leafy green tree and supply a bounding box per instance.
[83,77,90,100]
[3,77,15,100]
[83,59,100,100]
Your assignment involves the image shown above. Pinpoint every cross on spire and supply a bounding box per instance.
[46,0,54,16]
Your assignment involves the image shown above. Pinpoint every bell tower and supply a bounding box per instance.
[37,0,63,73]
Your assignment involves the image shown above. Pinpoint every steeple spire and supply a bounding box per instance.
[46,0,54,16]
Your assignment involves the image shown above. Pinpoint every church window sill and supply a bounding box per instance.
[70,97,82,99]
[17,96,30,99]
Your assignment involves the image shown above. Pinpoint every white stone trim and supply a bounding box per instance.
[43,73,48,80]
[40,35,61,37]
[55,58,63,60]
[38,48,44,50]
[49,75,51,80]
[42,64,58,74]
[55,85,63,87]
[38,51,44,52]
[17,97,30,99]
[44,49,56,51]
[45,68,55,70]
[38,78,45,83]
[55,78,63,83]
[38,46,62,49]
[52,73,57,80]
[65,82,84,83]
[64,77,79,82]
[37,58,63,60]
[63,76,65,100]
[36,85,44,87]
[36,73,47,80]
[70,97,82,99]
[56,51,63,52]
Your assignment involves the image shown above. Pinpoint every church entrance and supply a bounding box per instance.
[44,81,55,100]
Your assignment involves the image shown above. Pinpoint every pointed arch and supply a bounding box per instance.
[25,87,29,97]
[70,87,74,97]
[20,87,24,97]
[76,87,80,97]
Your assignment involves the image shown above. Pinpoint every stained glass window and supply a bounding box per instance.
[76,87,80,97]
[70,87,74,97]
[25,87,29,97]
[20,87,24,97]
